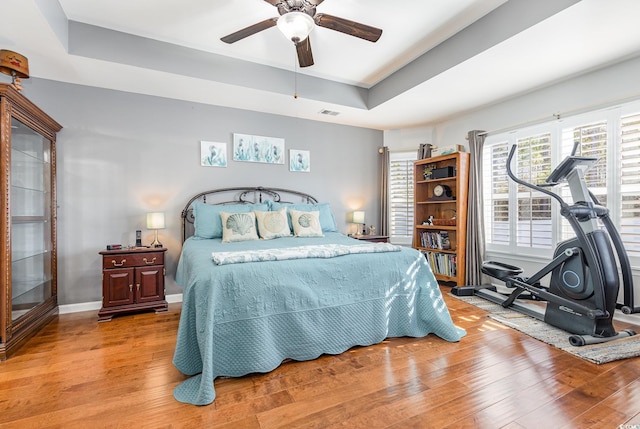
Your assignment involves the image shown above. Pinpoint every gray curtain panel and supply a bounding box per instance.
[379,146,390,236]
[465,130,489,285]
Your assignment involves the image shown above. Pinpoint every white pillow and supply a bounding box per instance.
[220,211,259,243]
[289,209,323,237]
[255,207,292,239]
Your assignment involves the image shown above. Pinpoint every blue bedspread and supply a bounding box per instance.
[172,232,465,405]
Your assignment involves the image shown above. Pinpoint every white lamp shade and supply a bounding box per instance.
[277,11,314,43]
[352,211,365,224]
[146,212,165,230]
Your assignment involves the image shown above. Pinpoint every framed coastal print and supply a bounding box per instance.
[289,149,310,172]
[200,141,227,167]
[233,133,285,164]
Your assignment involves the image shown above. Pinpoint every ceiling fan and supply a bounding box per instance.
[220,0,383,68]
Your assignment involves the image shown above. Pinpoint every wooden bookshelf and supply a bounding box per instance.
[413,152,470,286]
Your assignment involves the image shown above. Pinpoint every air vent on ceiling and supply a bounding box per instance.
[319,109,340,116]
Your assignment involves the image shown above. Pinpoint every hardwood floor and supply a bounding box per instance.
[1,288,640,428]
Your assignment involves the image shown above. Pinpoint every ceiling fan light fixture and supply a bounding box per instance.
[277,11,314,43]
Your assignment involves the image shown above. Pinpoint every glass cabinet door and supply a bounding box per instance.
[10,117,52,321]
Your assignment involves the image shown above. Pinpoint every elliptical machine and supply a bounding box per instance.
[454,142,637,346]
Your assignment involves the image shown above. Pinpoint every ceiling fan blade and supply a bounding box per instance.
[220,17,278,44]
[263,0,325,6]
[314,13,382,42]
[296,37,314,68]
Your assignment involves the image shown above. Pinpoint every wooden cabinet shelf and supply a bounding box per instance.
[416,177,454,185]
[416,201,456,205]
[0,83,62,360]
[416,225,457,231]
[416,248,457,255]
[413,152,470,286]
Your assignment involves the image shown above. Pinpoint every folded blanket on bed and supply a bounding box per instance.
[212,242,401,265]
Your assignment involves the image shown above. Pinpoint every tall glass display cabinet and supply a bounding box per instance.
[0,83,62,360]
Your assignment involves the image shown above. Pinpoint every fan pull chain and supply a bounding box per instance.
[293,50,298,99]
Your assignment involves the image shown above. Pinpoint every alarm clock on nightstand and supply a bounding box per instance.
[430,184,454,200]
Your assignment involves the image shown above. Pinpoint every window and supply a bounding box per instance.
[389,151,415,244]
[515,133,552,249]
[620,112,640,257]
[483,101,640,267]
[483,141,510,246]
[559,120,608,240]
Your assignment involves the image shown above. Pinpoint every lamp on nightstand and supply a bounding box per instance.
[352,210,366,236]
[146,212,165,248]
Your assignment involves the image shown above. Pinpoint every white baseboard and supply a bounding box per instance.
[58,301,102,314]
[614,312,640,326]
[167,293,183,304]
[58,293,183,315]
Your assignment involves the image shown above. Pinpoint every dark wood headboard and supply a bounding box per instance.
[180,186,318,242]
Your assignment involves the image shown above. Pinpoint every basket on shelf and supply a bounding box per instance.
[431,219,456,226]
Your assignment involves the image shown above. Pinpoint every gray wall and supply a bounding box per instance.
[24,79,383,305]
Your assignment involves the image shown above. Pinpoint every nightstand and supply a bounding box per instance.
[352,235,390,243]
[98,247,168,321]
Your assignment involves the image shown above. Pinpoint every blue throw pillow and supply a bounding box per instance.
[193,201,268,239]
[268,201,338,232]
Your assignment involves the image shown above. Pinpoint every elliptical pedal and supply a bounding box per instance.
[481,261,523,281]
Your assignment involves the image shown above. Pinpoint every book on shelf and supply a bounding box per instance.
[439,231,450,250]
[419,231,451,250]
[421,250,457,277]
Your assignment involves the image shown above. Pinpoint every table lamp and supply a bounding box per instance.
[146,212,165,248]
[352,211,365,236]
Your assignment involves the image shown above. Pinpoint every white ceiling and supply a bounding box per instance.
[3,0,640,130]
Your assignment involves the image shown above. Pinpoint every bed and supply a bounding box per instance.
[172,187,465,405]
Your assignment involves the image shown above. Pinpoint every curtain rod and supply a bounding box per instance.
[465,92,640,140]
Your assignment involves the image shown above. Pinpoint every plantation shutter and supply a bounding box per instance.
[620,113,640,258]
[484,141,510,245]
[560,121,608,241]
[516,133,552,249]
[483,101,640,264]
[389,152,415,240]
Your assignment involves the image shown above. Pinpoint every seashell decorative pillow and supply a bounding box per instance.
[220,211,259,243]
[255,207,292,240]
[194,201,268,239]
[289,209,324,237]
[268,202,338,232]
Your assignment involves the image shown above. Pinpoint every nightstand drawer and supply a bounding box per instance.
[102,251,164,269]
